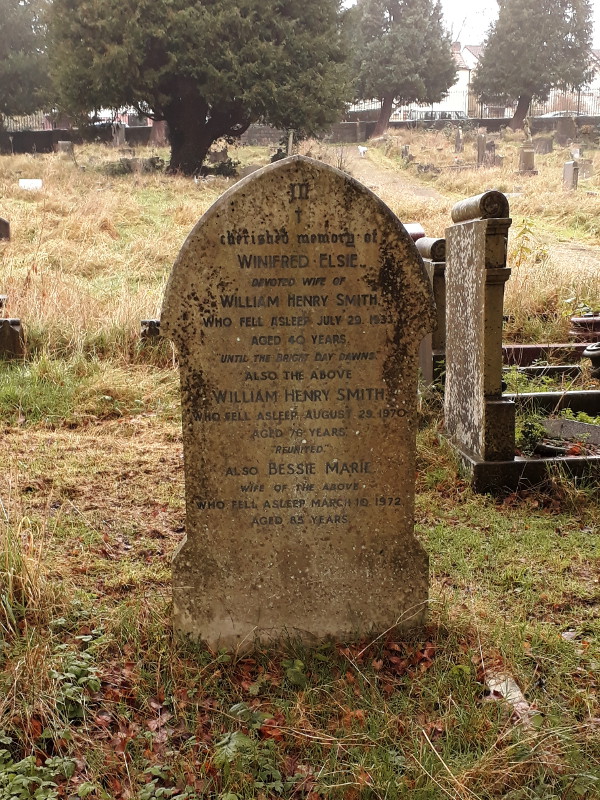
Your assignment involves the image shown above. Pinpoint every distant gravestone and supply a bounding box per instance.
[0,218,9,240]
[207,147,228,164]
[563,160,579,191]
[149,120,169,146]
[484,140,496,167]
[161,155,435,648]
[578,158,593,179]
[533,136,553,155]
[454,127,464,154]
[57,141,74,157]
[556,115,577,145]
[112,123,126,147]
[477,134,486,166]
[518,146,536,174]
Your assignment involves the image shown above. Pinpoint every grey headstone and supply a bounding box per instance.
[57,141,74,156]
[578,158,593,179]
[518,146,535,173]
[477,134,486,166]
[533,136,553,155]
[0,319,24,358]
[161,155,435,649]
[563,161,579,191]
[556,115,577,146]
[445,193,515,462]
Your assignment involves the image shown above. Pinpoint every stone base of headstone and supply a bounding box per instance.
[0,218,9,240]
[454,449,600,493]
[0,319,24,358]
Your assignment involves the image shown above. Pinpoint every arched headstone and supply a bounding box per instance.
[162,155,435,648]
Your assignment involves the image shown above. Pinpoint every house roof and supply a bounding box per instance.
[453,50,469,70]
[463,45,484,61]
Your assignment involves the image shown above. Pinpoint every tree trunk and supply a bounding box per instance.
[511,94,531,130]
[370,93,395,138]
[165,101,215,176]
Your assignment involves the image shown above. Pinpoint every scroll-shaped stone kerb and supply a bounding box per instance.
[161,155,436,648]
[450,191,510,224]
[416,237,445,263]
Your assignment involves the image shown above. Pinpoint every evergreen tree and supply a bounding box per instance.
[49,0,351,175]
[348,0,456,138]
[0,0,49,123]
[472,0,593,128]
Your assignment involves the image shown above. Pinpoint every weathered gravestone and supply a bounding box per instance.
[578,158,593,180]
[533,136,553,155]
[476,134,486,167]
[57,141,74,158]
[0,319,24,358]
[556,115,577,146]
[161,155,435,648]
[563,160,579,191]
[518,146,536,174]
[416,237,446,385]
[444,191,515,468]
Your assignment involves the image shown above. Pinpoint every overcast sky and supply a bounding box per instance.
[440,0,600,48]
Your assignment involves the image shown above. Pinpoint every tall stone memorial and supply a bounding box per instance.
[444,191,515,480]
[161,156,435,649]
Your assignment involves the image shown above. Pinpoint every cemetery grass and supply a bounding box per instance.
[367,131,600,343]
[0,145,598,798]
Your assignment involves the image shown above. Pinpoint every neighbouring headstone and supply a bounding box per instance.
[454,127,464,154]
[570,145,582,159]
[578,158,593,180]
[533,136,553,155]
[416,237,446,384]
[556,115,577,146]
[445,191,515,464]
[0,218,9,240]
[484,140,496,167]
[112,123,126,147]
[57,141,74,157]
[208,147,228,164]
[563,160,579,191]
[518,146,536,174]
[0,319,24,358]
[149,120,169,147]
[477,134,486,167]
[161,155,435,648]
